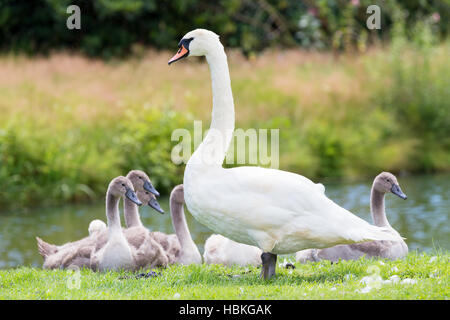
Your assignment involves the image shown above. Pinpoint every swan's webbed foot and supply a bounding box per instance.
[260,252,277,280]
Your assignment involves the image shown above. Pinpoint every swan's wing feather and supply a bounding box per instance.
[315,183,325,194]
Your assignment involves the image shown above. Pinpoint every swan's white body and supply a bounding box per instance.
[204,234,262,266]
[178,29,402,255]
[186,165,400,254]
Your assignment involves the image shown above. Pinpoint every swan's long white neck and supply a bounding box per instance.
[186,44,235,171]
[370,187,391,228]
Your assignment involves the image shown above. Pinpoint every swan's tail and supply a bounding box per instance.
[36,237,58,258]
[349,225,405,244]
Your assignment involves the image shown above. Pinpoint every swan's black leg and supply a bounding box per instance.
[260,252,277,280]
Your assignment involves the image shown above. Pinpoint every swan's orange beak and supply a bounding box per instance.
[168,44,189,65]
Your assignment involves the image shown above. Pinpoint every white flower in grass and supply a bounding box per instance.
[357,286,373,294]
[389,275,400,283]
[173,293,181,299]
[391,266,399,272]
[363,265,383,286]
[429,256,437,263]
[401,278,417,285]
[429,270,439,278]
[378,261,385,266]
[330,287,337,291]
[360,275,383,286]
[357,265,383,293]
[281,258,294,268]
[66,265,81,290]
[383,275,400,284]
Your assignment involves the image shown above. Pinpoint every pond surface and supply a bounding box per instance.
[0,174,448,268]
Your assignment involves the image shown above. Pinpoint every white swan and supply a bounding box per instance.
[296,172,408,262]
[168,29,403,279]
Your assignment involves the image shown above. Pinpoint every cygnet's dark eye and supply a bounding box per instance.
[139,176,142,179]
[145,192,149,195]
[122,183,125,186]
[386,179,390,183]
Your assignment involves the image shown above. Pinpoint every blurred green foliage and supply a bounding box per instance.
[0,37,448,209]
[0,109,189,209]
[377,12,450,173]
[0,0,448,58]
[0,2,448,210]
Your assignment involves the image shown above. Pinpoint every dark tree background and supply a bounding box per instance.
[0,0,448,58]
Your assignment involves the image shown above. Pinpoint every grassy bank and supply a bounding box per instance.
[0,41,449,210]
[0,251,448,299]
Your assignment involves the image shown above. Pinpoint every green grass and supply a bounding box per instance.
[1,251,448,299]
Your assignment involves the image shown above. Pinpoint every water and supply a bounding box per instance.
[0,174,448,268]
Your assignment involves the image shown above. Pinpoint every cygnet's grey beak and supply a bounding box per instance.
[125,188,143,206]
[391,184,407,200]
[143,180,160,197]
[148,197,164,214]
